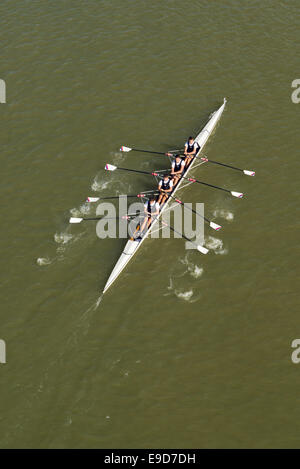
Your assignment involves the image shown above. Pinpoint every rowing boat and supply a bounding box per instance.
[103,98,227,293]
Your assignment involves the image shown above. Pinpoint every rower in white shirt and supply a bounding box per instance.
[170,155,185,186]
[157,174,173,206]
[139,195,160,234]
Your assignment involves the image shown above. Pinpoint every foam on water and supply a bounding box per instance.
[91,178,109,192]
[179,254,204,279]
[174,289,194,301]
[213,209,234,221]
[54,232,73,244]
[206,236,228,255]
[36,257,52,266]
[165,277,199,303]
[111,150,126,164]
[189,265,204,278]
[79,202,91,215]
[69,202,91,218]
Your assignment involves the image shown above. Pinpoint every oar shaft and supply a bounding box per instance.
[131,148,168,156]
[117,167,160,177]
[202,157,243,172]
[95,194,141,200]
[164,222,198,248]
[184,177,231,194]
[80,214,141,222]
[166,193,210,224]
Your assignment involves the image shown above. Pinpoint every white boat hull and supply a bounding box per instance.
[103,98,227,293]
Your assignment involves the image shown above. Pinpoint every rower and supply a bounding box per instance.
[139,195,160,234]
[170,155,185,186]
[184,136,200,168]
[157,174,173,206]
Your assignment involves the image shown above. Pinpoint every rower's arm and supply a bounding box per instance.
[184,143,188,155]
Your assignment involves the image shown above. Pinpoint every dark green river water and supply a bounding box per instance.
[1,0,300,448]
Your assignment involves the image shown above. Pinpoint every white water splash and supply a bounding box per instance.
[70,207,80,217]
[69,203,91,217]
[79,202,91,215]
[189,265,204,278]
[213,209,234,221]
[179,255,204,279]
[206,236,228,255]
[165,278,198,302]
[175,289,194,301]
[54,232,73,244]
[36,257,52,266]
[91,178,109,192]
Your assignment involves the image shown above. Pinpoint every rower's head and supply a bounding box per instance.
[163,174,170,181]
[188,136,194,143]
[175,155,182,162]
[149,195,156,203]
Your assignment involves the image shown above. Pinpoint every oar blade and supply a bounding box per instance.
[197,245,209,254]
[120,146,132,152]
[231,191,243,198]
[243,170,255,176]
[105,164,117,171]
[209,222,222,231]
[69,217,83,224]
[86,197,99,202]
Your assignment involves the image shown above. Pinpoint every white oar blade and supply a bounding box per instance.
[243,170,255,176]
[120,146,132,152]
[210,222,222,231]
[231,191,243,198]
[105,164,117,171]
[197,245,209,254]
[86,197,99,203]
[69,217,83,224]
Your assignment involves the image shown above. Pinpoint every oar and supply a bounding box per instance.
[120,146,172,156]
[181,175,243,198]
[105,164,243,198]
[200,156,255,176]
[161,221,209,254]
[69,213,141,224]
[166,193,222,231]
[105,163,162,178]
[121,145,180,159]
[86,193,146,203]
